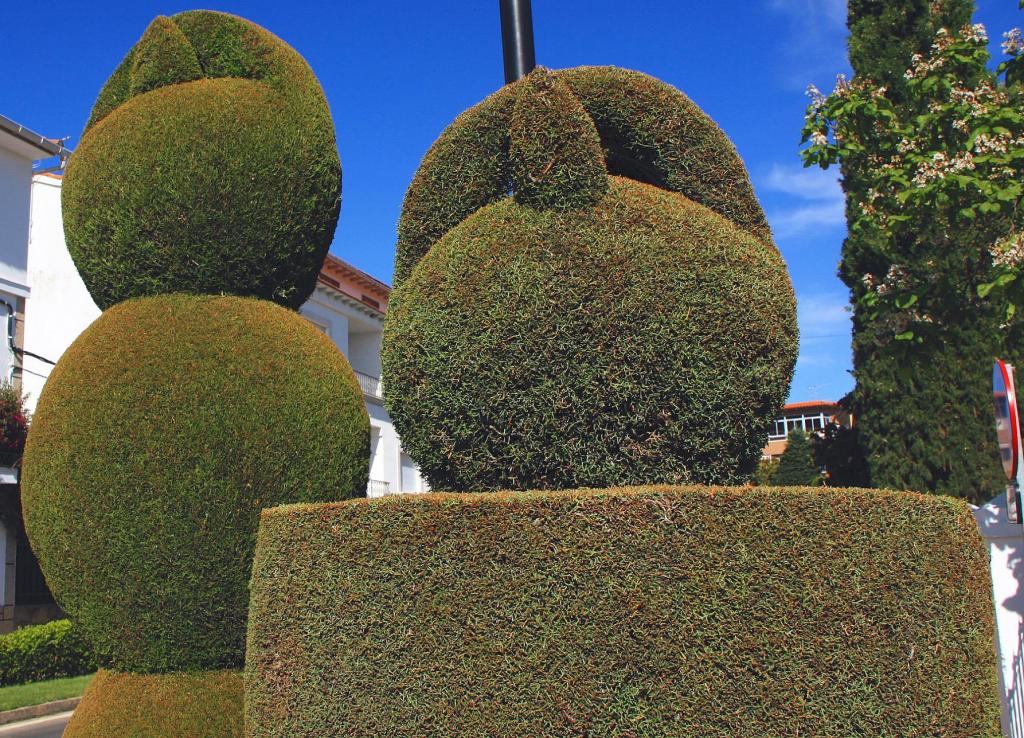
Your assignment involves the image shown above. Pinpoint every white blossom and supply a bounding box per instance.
[1004,28,1024,57]
[991,232,1024,269]
[963,23,988,44]
[912,150,975,187]
[806,84,826,112]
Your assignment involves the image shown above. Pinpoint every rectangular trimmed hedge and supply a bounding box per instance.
[245,486,999,737]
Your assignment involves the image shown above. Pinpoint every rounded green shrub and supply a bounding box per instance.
[385,66,795,490]
[0,620,96,686]
[774,430,823,486]
[65,669,243,738]
[21,294,369,672]
[384,177,796,490]
[508,69,607,210]
[62,11,341,310]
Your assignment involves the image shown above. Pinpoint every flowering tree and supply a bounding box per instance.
[803,21,1024,344]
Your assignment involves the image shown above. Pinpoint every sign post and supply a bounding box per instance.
[993,359,1024,524]
[499,0,536,84]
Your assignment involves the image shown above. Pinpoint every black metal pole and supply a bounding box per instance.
[499,0,536,84]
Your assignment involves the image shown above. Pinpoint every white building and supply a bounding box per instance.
[0,115,69,631]
[23,173,426,499]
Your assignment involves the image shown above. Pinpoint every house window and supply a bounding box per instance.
[769,411,832,440]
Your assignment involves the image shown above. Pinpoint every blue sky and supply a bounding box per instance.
[2,0,1021,403]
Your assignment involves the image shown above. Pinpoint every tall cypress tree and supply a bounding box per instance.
[842,0,1009,503]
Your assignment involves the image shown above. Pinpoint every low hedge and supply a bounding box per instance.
[0,620,96,687]
[64,668,242,737]
[246,486,998,737]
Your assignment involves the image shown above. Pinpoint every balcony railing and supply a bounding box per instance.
[367,479,390,497]
[355,371,383,400]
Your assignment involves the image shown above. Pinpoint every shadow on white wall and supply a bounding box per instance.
[976,492,1024,736]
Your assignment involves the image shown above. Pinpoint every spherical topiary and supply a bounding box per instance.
[64,669,243,738]
[21,294,369,672]
[384,176,796,490]
[383,67,797,491]
[62,11,341,310]
[385,67,790,489]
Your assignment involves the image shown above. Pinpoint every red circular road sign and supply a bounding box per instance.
[994,359,1021,481]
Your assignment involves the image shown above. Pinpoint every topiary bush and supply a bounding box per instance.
[21,294,369,673]
[62,10,341,310]
[0,620,96,687]
[383,67,797,491]
[246,486,999,737]
[393,66,772,286]
[64,669,243,738]
[774,430,823,486]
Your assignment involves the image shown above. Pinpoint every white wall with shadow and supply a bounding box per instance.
[976,492,1024,737]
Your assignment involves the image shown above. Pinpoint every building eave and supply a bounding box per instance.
[321,253,391,300]
[313,281,385,321]
[0,114,63,159]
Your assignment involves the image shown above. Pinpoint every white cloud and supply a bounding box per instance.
[791,292,853,395]
[797,292,851,336]
[765,0,850,85]
[762,164,846,237]
[763,163,842,201]
[770,202,846,238]
[768,0,845,30]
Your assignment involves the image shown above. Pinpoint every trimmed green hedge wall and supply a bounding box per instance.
[64,669,242,738]
[0,620,96,687]
[246,486,998,738]
[63,11,341,310]
[22,294,369,673]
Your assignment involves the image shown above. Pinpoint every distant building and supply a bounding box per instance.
[762,400,853,460]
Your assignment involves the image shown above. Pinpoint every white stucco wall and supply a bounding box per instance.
[300,292,349,356]
[976,492,1024,737]
[23,175,100,413]
[348,330,382,379]
[300,285,425,496]
[0,146,33,300]
[25,176,425,498]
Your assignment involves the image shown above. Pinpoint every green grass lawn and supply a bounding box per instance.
[0,673,94,712]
